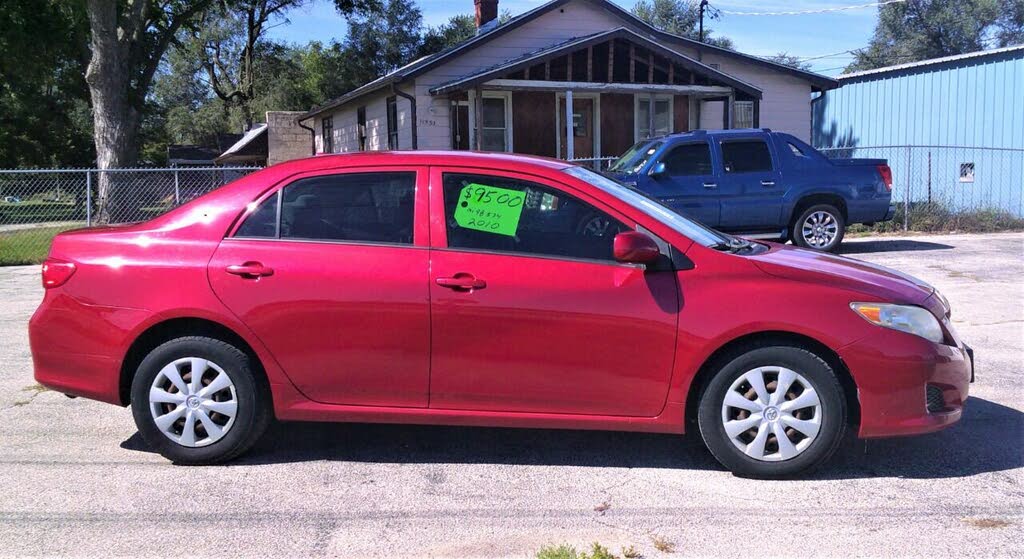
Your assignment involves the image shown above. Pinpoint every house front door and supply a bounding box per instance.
[559,97,595,161]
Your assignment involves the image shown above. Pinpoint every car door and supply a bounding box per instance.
[643,141,721,227]
[208,167,431,407]
[427,166,680,417]
[715,137,784,230]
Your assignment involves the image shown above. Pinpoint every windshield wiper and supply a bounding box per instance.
[710,237,755,253]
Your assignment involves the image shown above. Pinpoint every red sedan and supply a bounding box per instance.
[30,152,972,477]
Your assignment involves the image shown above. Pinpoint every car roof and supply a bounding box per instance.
[652,128,776,142]
[272,150,574,173]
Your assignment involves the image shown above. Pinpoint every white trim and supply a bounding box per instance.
[468,90,514,152]
[634,94,674,142]
[485,79,733,95]
[838,44,1024,80]
[555,92,601,160]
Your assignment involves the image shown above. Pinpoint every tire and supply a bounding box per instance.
[130,336,270,465]
[697,345,847,478]
[792,204,845,252]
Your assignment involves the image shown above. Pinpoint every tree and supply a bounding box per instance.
[183,0,306,130]
[419,14,477,56]
[848,0,1023,72]
[84,0,214,220]
[0,0,92,168]
[765,53,812,71]
[342,0,425,82]
[632,0,733,48]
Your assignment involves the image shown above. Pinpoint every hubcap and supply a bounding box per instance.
[801,211,839,248]
[149,357,238,448]
[582,216,611,237]
[720,366,822,462]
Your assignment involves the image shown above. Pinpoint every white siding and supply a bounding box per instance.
[314,87,416,153]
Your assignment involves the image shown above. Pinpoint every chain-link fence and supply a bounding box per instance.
[0,167,260,265]
[819,145,1024,229]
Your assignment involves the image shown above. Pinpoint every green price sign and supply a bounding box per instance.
[454,183,526,237]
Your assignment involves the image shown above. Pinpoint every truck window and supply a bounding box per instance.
[720,140,773,173]
[662,143,713,175]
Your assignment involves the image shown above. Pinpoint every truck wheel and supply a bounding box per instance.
[792,204,845,252]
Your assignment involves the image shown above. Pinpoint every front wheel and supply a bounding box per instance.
[792,204,845,252]
[697,346,847,478]
[130,336,270,465]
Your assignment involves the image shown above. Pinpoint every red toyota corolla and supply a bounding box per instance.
[30,152,972,477]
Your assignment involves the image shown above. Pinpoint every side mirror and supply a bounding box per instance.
[648,161,667,178]
[613,231,661,265]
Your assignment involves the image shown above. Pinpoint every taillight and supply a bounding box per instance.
[877,164,893,191]
[41,258,76,289]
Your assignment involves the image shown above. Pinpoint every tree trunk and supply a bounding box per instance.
[84,0,140,223]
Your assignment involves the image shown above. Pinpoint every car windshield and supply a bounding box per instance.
[563,166,733,248]
[608,140,662,174]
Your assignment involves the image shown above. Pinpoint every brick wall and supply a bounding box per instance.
[266,111,313,165]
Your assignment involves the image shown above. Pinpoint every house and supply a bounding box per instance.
[297,0,838,162]
[215,111,313,167]
[812,45,1024,216]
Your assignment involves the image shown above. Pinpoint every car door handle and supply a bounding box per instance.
[761,180,776,187]
[436,273,486,291]
[703,182,718,189]
[225,262,274,278]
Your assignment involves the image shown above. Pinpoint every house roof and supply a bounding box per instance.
[299,0,837,121]
[215,124,268,163]
[837,44,1024,81]
[428,27,763,98]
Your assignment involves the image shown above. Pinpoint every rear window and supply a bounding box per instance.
[720,140,773,173]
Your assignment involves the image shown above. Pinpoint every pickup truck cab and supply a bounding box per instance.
[606,129,894,251]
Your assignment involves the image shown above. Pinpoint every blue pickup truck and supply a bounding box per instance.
[605,129,894,251]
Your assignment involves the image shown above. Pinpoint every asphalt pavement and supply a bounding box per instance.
[1,232,1021,557]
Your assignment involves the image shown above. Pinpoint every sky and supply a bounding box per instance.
[266,0,883,76]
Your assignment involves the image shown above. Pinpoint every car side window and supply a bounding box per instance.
[442,172,628,261]
[720,140,773,173]
[234,172,416,244]
[662,143,713,176]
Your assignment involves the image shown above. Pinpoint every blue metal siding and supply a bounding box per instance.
[812,49,1024,216]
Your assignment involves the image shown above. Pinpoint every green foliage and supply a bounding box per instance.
[848,203,1024,234]
[0,0,93,168]
[764,52,812,71]
[848,0,1024,72]
[632,0,733,48]
[0,226,80,266]
[536,542,625,559]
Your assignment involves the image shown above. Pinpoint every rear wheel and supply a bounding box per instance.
[792,204,845,252]
[130,336,270,464]
[697,346,847,478]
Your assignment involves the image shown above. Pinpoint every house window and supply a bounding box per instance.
[734,101,754,129]
[322,116,334,153]
[636,95,672,140]
[357,107,367,151]
[386,97,399,150]
[469,92,512,152]
[960,162,975,183]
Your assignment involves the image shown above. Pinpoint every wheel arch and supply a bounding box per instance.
[118,317,271,406]
[790,193,848,228]
[683,330,860,431]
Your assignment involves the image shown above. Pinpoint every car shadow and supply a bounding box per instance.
[121,397,1022,480]
[839,239,954,254]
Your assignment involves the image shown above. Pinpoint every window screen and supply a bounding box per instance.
[443,173,627,261]
[662,143,713,175]
[720,140,773,173]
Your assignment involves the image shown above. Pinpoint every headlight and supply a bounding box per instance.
[850,302,945,343]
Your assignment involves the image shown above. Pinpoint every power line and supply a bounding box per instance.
[719,0,906,16]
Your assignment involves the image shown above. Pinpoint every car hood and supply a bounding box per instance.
[749,244,935,304]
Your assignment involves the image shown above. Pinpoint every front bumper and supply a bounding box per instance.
[838,330,971,438]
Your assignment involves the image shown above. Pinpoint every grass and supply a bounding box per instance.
[0,225,80,266]
[536,542,652,559]
[0,200,82,224]
[13,383,49,407]
[849,203,1024,235]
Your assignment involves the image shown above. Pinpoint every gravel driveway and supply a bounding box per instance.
[1,232,1021,557]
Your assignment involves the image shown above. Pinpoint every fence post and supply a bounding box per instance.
[903,146,910,231]
[174,168,180,205]
[85,170,92,227]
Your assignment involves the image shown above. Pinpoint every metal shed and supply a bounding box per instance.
[812,46,1024,217]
